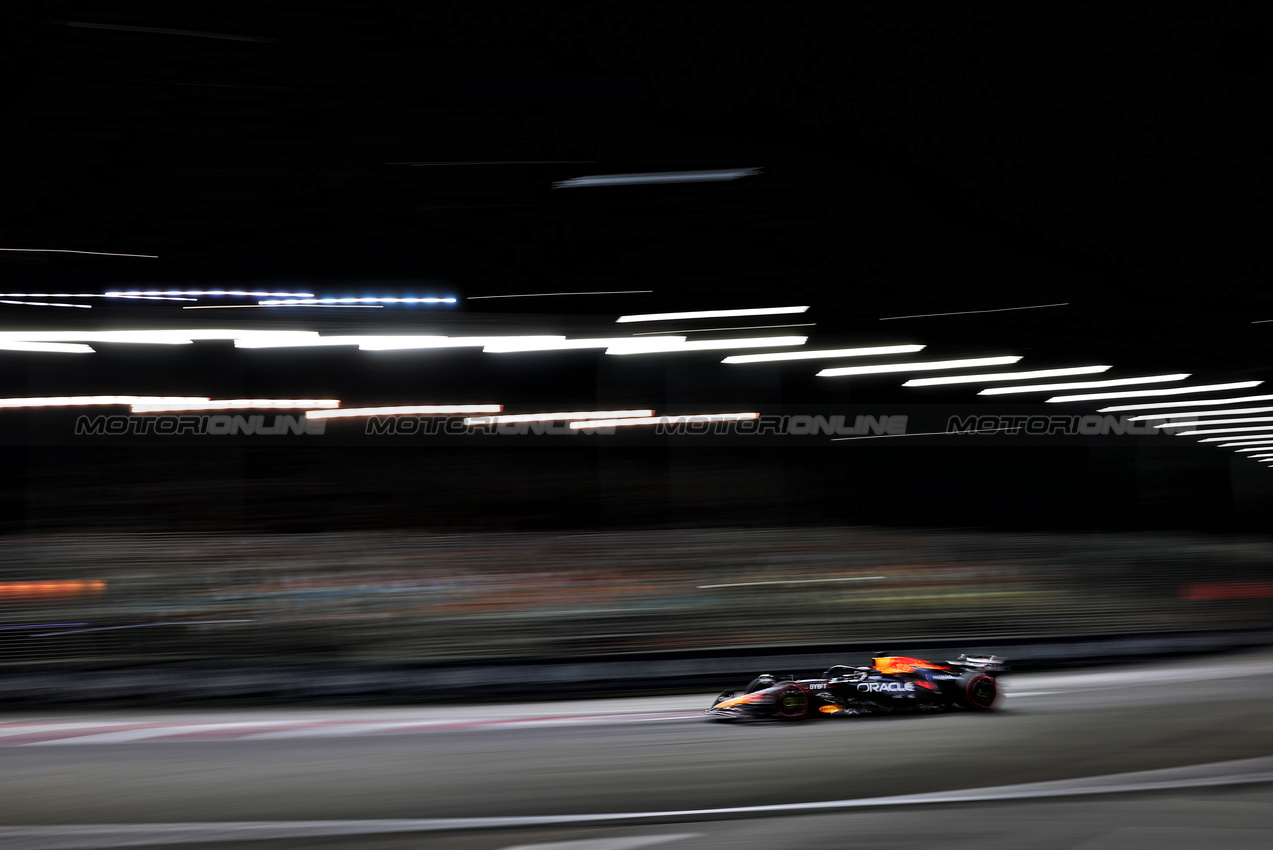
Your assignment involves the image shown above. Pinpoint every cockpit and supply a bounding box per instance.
[821,664,871,681]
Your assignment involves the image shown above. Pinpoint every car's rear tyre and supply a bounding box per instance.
[772,685,809,720]
[963,674,999,710]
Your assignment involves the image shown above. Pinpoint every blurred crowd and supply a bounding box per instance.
[1,527,1270,665]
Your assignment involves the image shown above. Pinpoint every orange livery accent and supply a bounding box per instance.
[712,691,768,711]
[872,656,949,675]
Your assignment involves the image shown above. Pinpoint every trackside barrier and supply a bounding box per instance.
[1,628,1270,705]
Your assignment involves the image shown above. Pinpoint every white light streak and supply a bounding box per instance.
[617,306,808,324]
[1156,417,1273,429]
[554,168,761,188]
[1235,448,1273,455]
[106,295,198,301]
[0,248,157,257]
[979,374,1190,396]
[1173,425,1273,436]
[633,323,816,335]
[0,329,473,351]
[229,332,326,348]
[1199,437,1273,445]
[0,330,247,349]
[0,396,209,409]
[0,293,193,302]
[1131,406,1273,421]
[0,299,91,309]
[880,303,1068,320]
[193,304,383,309]
[468,291,653,299]
[258,297,455,306]
[88,293,200,301]
[132,399,341,413]
[1046,381,1263,403]
[480,336,645,353]
[818,356,1022,378]
[482,335,801,355]
[1099,394,1273,413]
[606,336,808,355]
[108,290,315,298]
[698,576,886,589]
[722,344,926,364]
[306,405,502,419]
[184,305,273,310]
[0,329,337,348]
[903,366,1112,387]
[0,293,147,300]
[359,336,482,350]
[0,342,94,354]
[464,410,654,425]
[233,334,602,352]
[71,331,195,345]
[236,333,799,354]
[570,413,758,429]
[0,328,801,357]
[233,334,465,350]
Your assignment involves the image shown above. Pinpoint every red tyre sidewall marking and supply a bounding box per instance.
[965,674,998,710]
[774,685,809,719]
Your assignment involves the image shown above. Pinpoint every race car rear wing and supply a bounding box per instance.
[946,654,1008,672]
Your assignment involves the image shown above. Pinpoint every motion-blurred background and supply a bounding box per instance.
[3,526,1271,667]
[2,2,1273,698]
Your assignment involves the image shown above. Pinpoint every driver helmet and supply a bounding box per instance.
[747,674,777,692]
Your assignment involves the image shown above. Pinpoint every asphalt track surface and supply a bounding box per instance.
[3,651,1273,849]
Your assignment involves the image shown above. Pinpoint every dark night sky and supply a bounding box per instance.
[1,2,1272,532]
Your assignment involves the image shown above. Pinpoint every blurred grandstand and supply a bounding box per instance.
[2,527,1270,667]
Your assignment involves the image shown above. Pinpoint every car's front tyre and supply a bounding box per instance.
[772,685,809,720]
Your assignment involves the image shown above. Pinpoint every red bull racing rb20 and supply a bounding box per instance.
[706,654,1007,721]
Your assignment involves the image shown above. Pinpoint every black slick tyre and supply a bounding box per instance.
[963,674,999,710]
[772,685,809,720]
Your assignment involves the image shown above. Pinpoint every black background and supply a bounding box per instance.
[2,3,1272,532]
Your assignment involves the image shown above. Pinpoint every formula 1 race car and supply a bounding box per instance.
[705,653,1007,720]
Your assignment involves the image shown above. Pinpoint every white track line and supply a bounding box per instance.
[0,723,112,738]
[28,724,267,745]
[240,721,454,740]
[2,757,1271,849]
[6,713,703,746]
